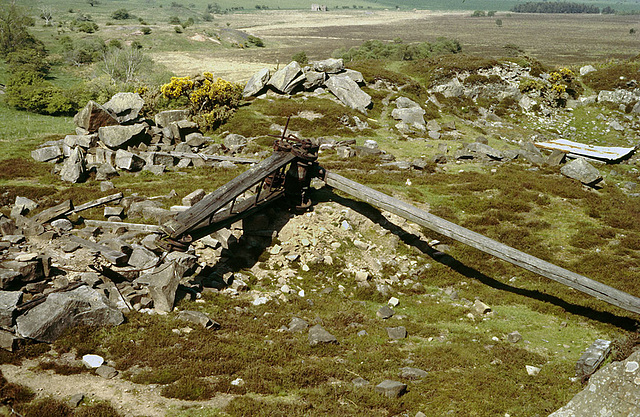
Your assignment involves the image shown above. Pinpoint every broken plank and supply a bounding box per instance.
[72,192,123,213]
[164,151,296,238]
[326,171,640,315]
[68,235,128,266]
[33,200,73,224]
[83,219,163,233]
[153,151,259,164]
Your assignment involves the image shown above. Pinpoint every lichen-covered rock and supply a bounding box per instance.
[242,68,270,97]
[268,61,303,93]
[103,92,145,124]
[550,349,640,417]
[15,285,124,343]
[325,74,372,113]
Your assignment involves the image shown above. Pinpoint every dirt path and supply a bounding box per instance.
[1,360,233,416]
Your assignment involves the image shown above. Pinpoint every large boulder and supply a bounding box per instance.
[15,285,124,343]
[550,349,640,416]
[312,58,345,74]
[103,93,145,124]
[391,107,426,129]
[268,61,303,93]
[74,101,119,132]
[0,291,22,328]
[155,110,189,128]
[140,261,182,313]
[560,158,602,185]
[99,123,148,149]
[303,70,325,90]
[325,74,372,113]
[242,68,270,98]
[31,145,63,163]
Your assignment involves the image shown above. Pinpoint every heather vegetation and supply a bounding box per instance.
[1,2,640,416]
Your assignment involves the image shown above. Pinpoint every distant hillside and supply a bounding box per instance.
[26,0,640,13]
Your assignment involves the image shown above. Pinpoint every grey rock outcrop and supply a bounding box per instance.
[99,124,148,149]
[102,92,144,124]
[143,261,181,313]
[242,68,270,97]
[15,285,124,343]
[115,149,146,172]
[268,61,303,93]
[550,349,640,417]
[312,58,344,74]
[325,74,372,113]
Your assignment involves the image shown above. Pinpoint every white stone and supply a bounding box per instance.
[341,220,351,230]
[526,365,541,376]
[82,354,104,368]
[388,297,399,307]
[252,296,269,306]
[231,378,244,386]
[298,289,305,297]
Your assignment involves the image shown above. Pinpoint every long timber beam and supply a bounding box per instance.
[326,171,640,315]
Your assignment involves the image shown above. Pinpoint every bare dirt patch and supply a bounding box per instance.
[1,360,233,416]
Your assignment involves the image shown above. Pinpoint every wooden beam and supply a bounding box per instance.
[153,151,259,164]
[33,200,73,224]
[163,151,296,238]
[83,219,162,233]
[326,171,640,315]
[73,192,123,213]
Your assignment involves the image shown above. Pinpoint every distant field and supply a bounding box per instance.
[23,0,640,15]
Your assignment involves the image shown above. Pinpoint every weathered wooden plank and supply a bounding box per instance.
[68,235,128,266]
[73,192,123,213]
[84,219,163,233]
[33,200,73,224]
[164,151,296,238]
[153,151,259,164]
[326,171,640,315]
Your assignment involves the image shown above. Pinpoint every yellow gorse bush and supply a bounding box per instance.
[159,73,244,130]
[160,76,195,99]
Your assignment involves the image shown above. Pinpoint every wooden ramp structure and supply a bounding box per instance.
[161,142,640,315]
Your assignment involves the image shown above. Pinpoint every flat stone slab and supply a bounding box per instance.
[308,324,337,345]
[375,379,407,398]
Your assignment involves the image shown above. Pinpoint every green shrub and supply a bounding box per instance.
[247,35,264,47]
[174,25,182,33]
[6,70,77,115]
[111,8,131,20]
[168,16,181,24]
[292,51,308,65]
[141,26,151,35]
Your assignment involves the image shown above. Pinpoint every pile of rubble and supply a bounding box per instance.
[31,93,256,184]
[0,186,237,349]
[243,58,372,113]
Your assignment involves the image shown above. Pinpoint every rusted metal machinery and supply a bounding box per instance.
[160,137,640,315]
[161,134,324,251]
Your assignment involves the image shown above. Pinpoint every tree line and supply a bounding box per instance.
[511,2,616,14]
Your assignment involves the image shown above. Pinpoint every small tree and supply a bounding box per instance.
[487,10,496,17]
[630,28,636,35]
[495,19,503,27]
[100,46,145,83]
[168,16,181,25]
[291,51,308,65]
[247,35,264,47]
[472,10,485,17]
[40,6,53,26]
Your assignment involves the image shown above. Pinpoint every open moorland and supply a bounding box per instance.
[2,3,640,417]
